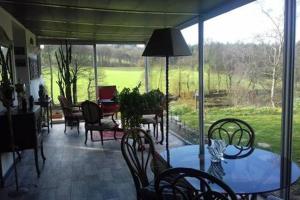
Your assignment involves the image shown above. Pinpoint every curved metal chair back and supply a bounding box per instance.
[155,167,237,200]
[121,128,157,199]
[208,118,255,147]
[81,100,102,124]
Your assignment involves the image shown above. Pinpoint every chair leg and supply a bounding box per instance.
[100,131,104,145]
[77,120,80,135]
[0,158,4,187]
[153,124,157,139]
[40,140,46,162]
[64,121,67,133]
[34,148,40,177]
[159,119,164,145]
[90,130,94,141]
[112,114,118,125]
[114,129,117,140]
[85,129,88,145]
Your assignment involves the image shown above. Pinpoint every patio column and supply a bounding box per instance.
[93,43,98,99]
[281,0,296,199]
[198,19,205,157]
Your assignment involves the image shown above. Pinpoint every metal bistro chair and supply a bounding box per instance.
[121,128,160,200]
[155,167,237,200]
[208,118,255,159]
[81,100,117,145]
[141,109,164,144]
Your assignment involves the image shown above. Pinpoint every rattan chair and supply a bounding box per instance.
[208,118,255,159]
[121,128,160,200]
[208,118,255,147]
[81,100,117,145]
[155,167,237,200]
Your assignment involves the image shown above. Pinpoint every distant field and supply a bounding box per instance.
[42,65,203,103]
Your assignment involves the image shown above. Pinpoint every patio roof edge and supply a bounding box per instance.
[175,0,256,30]
[37,38,146,45]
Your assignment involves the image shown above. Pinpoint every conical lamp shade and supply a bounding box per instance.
[142,28,191,57]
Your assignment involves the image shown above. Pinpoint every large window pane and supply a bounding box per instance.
[96,44,145,93]
[292,0,300,198]
[169,29,199,143]
[204,0,284,196]
[41,45,95,104]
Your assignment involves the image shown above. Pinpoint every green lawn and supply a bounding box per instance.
[171,102,300,162]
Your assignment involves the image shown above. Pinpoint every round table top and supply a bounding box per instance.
[160,145,300,195]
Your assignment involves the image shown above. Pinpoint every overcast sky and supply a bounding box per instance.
[181,0,300,45]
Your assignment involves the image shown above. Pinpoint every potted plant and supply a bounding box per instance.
[142,89,164,113]
[119,83,144,130]
[38,84,47,101]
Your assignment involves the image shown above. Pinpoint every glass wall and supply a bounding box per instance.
[40,45,94,104]
[168,25,199,143]
[203,0,284,158]
[292,0,300,198]
[96,44,145,94]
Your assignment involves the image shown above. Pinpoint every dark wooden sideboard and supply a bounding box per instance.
[0,106,46,187]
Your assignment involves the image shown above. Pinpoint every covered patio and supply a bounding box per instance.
[0,0,300,199]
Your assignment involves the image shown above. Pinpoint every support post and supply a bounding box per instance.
[198,19,205,160]
[93,44,98,99]
[281,0,296,199]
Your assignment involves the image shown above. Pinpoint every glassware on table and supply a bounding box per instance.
[208,161,225,180]
[207,139,226,162]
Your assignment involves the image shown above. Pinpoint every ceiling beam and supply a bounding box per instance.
[0,0,199,16]
[37,36,145,45]
[33,29,150,37]
[23,19,171,29]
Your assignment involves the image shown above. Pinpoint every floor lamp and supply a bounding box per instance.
[142,28,191,165]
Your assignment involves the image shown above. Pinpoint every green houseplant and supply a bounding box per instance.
[119,83,164,130]
[119,84,144,130]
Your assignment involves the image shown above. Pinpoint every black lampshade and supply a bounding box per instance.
[142,28,191,57]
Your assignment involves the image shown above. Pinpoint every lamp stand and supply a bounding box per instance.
[165,56,170,166]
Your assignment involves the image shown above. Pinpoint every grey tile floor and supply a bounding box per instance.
[0,122,185,200]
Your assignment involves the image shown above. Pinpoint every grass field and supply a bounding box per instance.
[171,101,300,162]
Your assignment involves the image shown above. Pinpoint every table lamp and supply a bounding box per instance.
[142,28,191,164]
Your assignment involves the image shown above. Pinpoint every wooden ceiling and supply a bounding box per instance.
[0,0,254,44]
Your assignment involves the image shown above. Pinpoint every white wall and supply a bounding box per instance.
[0,6,42,177]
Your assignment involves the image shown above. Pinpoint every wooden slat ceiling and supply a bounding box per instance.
[0,0,253,44]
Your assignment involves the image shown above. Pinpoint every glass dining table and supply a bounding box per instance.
[159,145,300,196]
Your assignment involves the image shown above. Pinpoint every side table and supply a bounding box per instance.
[35,98,52,133]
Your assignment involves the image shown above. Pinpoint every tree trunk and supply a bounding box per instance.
[270,66,276,108]
[72,77,77,104]
[208,66,211,93]
[217,72,221,92]
[178,66,181,97]
[87,78,92,100]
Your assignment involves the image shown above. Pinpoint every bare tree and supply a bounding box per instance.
[257,1,284,107]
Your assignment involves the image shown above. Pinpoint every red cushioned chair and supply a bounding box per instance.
[97,86,119,123]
